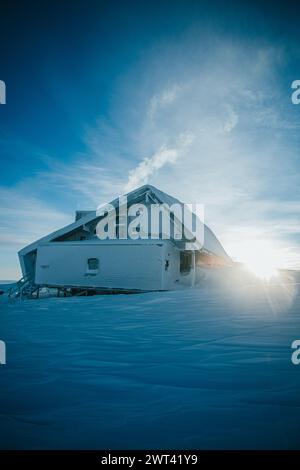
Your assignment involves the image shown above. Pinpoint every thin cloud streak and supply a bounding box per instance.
[0,187,70,278]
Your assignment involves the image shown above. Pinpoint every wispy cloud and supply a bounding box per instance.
[125,146,178,192]
[124,132,193,192]
[38,159,125,207]
[0,186,70,278]
[148,84,183,120]
[223,105,239,132]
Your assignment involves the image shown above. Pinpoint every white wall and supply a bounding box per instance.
[35,242,166,291]
[161,243,180,290]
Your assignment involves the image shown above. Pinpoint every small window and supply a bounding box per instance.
[87,258,99,272]
[180,251,192,274]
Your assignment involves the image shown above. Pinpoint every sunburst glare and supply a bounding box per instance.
[233,240,285,281]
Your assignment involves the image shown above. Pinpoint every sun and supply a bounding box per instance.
[244,259,279,281]
[232,239,283,281]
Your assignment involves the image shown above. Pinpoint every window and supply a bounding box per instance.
[180,251,192,274]
[86,258,99,273]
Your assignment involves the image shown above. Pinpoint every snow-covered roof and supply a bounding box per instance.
[19,184,230,260]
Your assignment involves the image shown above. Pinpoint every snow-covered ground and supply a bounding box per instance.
[1,273,300,449]
[0,281,16,293]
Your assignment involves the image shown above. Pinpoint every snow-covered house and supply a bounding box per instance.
[18,185,230,293]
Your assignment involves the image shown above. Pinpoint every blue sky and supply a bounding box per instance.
[0,0,300,278]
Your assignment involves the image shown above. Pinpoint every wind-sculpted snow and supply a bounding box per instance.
[0,279,300,449]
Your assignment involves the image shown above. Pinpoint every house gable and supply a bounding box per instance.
[18,184,230,269]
